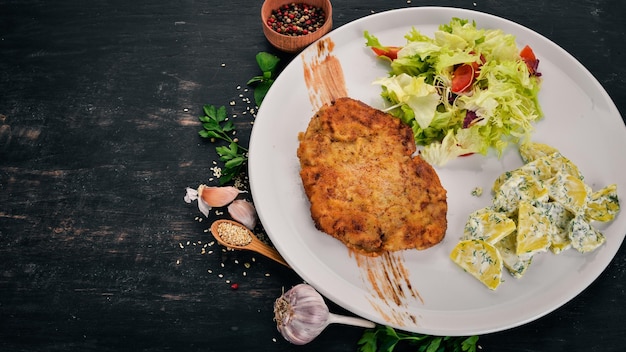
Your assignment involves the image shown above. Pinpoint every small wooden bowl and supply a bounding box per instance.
[261,0,333,53]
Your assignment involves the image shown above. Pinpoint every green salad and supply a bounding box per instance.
[365,18,543,166]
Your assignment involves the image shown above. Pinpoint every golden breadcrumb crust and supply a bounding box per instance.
[297,97,448,256]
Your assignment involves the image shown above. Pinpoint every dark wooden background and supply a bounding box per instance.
[1,0,625,351]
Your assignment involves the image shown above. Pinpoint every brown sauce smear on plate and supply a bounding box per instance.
[302,38,347,110]
[353,251,423,327]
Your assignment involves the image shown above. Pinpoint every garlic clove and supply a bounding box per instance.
[184,186,211,217]
[228,199,257,230]
[196,197,211,218]
[183,187,198,203]
[198,184,241,207]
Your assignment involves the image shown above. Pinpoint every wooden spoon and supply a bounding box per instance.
[210,219,290,268]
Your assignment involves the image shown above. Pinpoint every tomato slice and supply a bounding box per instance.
[451,64,475,93]
[371,46,401,60]
[472,54,486,78]
[520,45,536,62]
[520,45,539,74]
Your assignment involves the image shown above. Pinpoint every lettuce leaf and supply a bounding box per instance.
[365,18,543,166]
[374,73,441,129]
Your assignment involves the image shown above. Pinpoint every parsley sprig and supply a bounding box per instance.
[198,104,247,185]
[358,326,479,352]
[196,52,281,185]
[247,52,281,106]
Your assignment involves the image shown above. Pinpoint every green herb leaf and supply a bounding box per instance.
[224,156,244,169]
[357,330,379,352]
[216,142,241,160]
[425,337,442,352]
[198,104,248,184]
[248,52,281,106]
[253,81,273,106]
[246,75,264,85]
[202,119,220,131]
[221,120,235,132]
[461,336,479,352]
[256,52,280,74]
[357,326,479,352]
[198,130,221,139]
[197,53,281,184]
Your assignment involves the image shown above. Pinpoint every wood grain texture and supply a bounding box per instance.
[1,0,625,351]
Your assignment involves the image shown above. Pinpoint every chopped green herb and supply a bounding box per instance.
[471,187,483,197]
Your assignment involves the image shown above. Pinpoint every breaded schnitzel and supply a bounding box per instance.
[297,97,448,256]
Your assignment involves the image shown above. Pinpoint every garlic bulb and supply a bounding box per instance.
[273,284,375,345]
[228,199,257,230]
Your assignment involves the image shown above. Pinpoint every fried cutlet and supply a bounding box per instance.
[297,97,448,256]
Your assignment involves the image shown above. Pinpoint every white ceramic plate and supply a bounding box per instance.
[249,7,626,335]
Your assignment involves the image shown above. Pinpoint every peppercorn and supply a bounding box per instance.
[267,3,326,36]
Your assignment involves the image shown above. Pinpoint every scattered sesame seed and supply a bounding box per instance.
[208,269,213,273]
[265,273,270,277]
[183,108,189,112]
[218,274,224,278]
[179,243,184,249]
[221,63,226,67]
[229,101,235,106]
